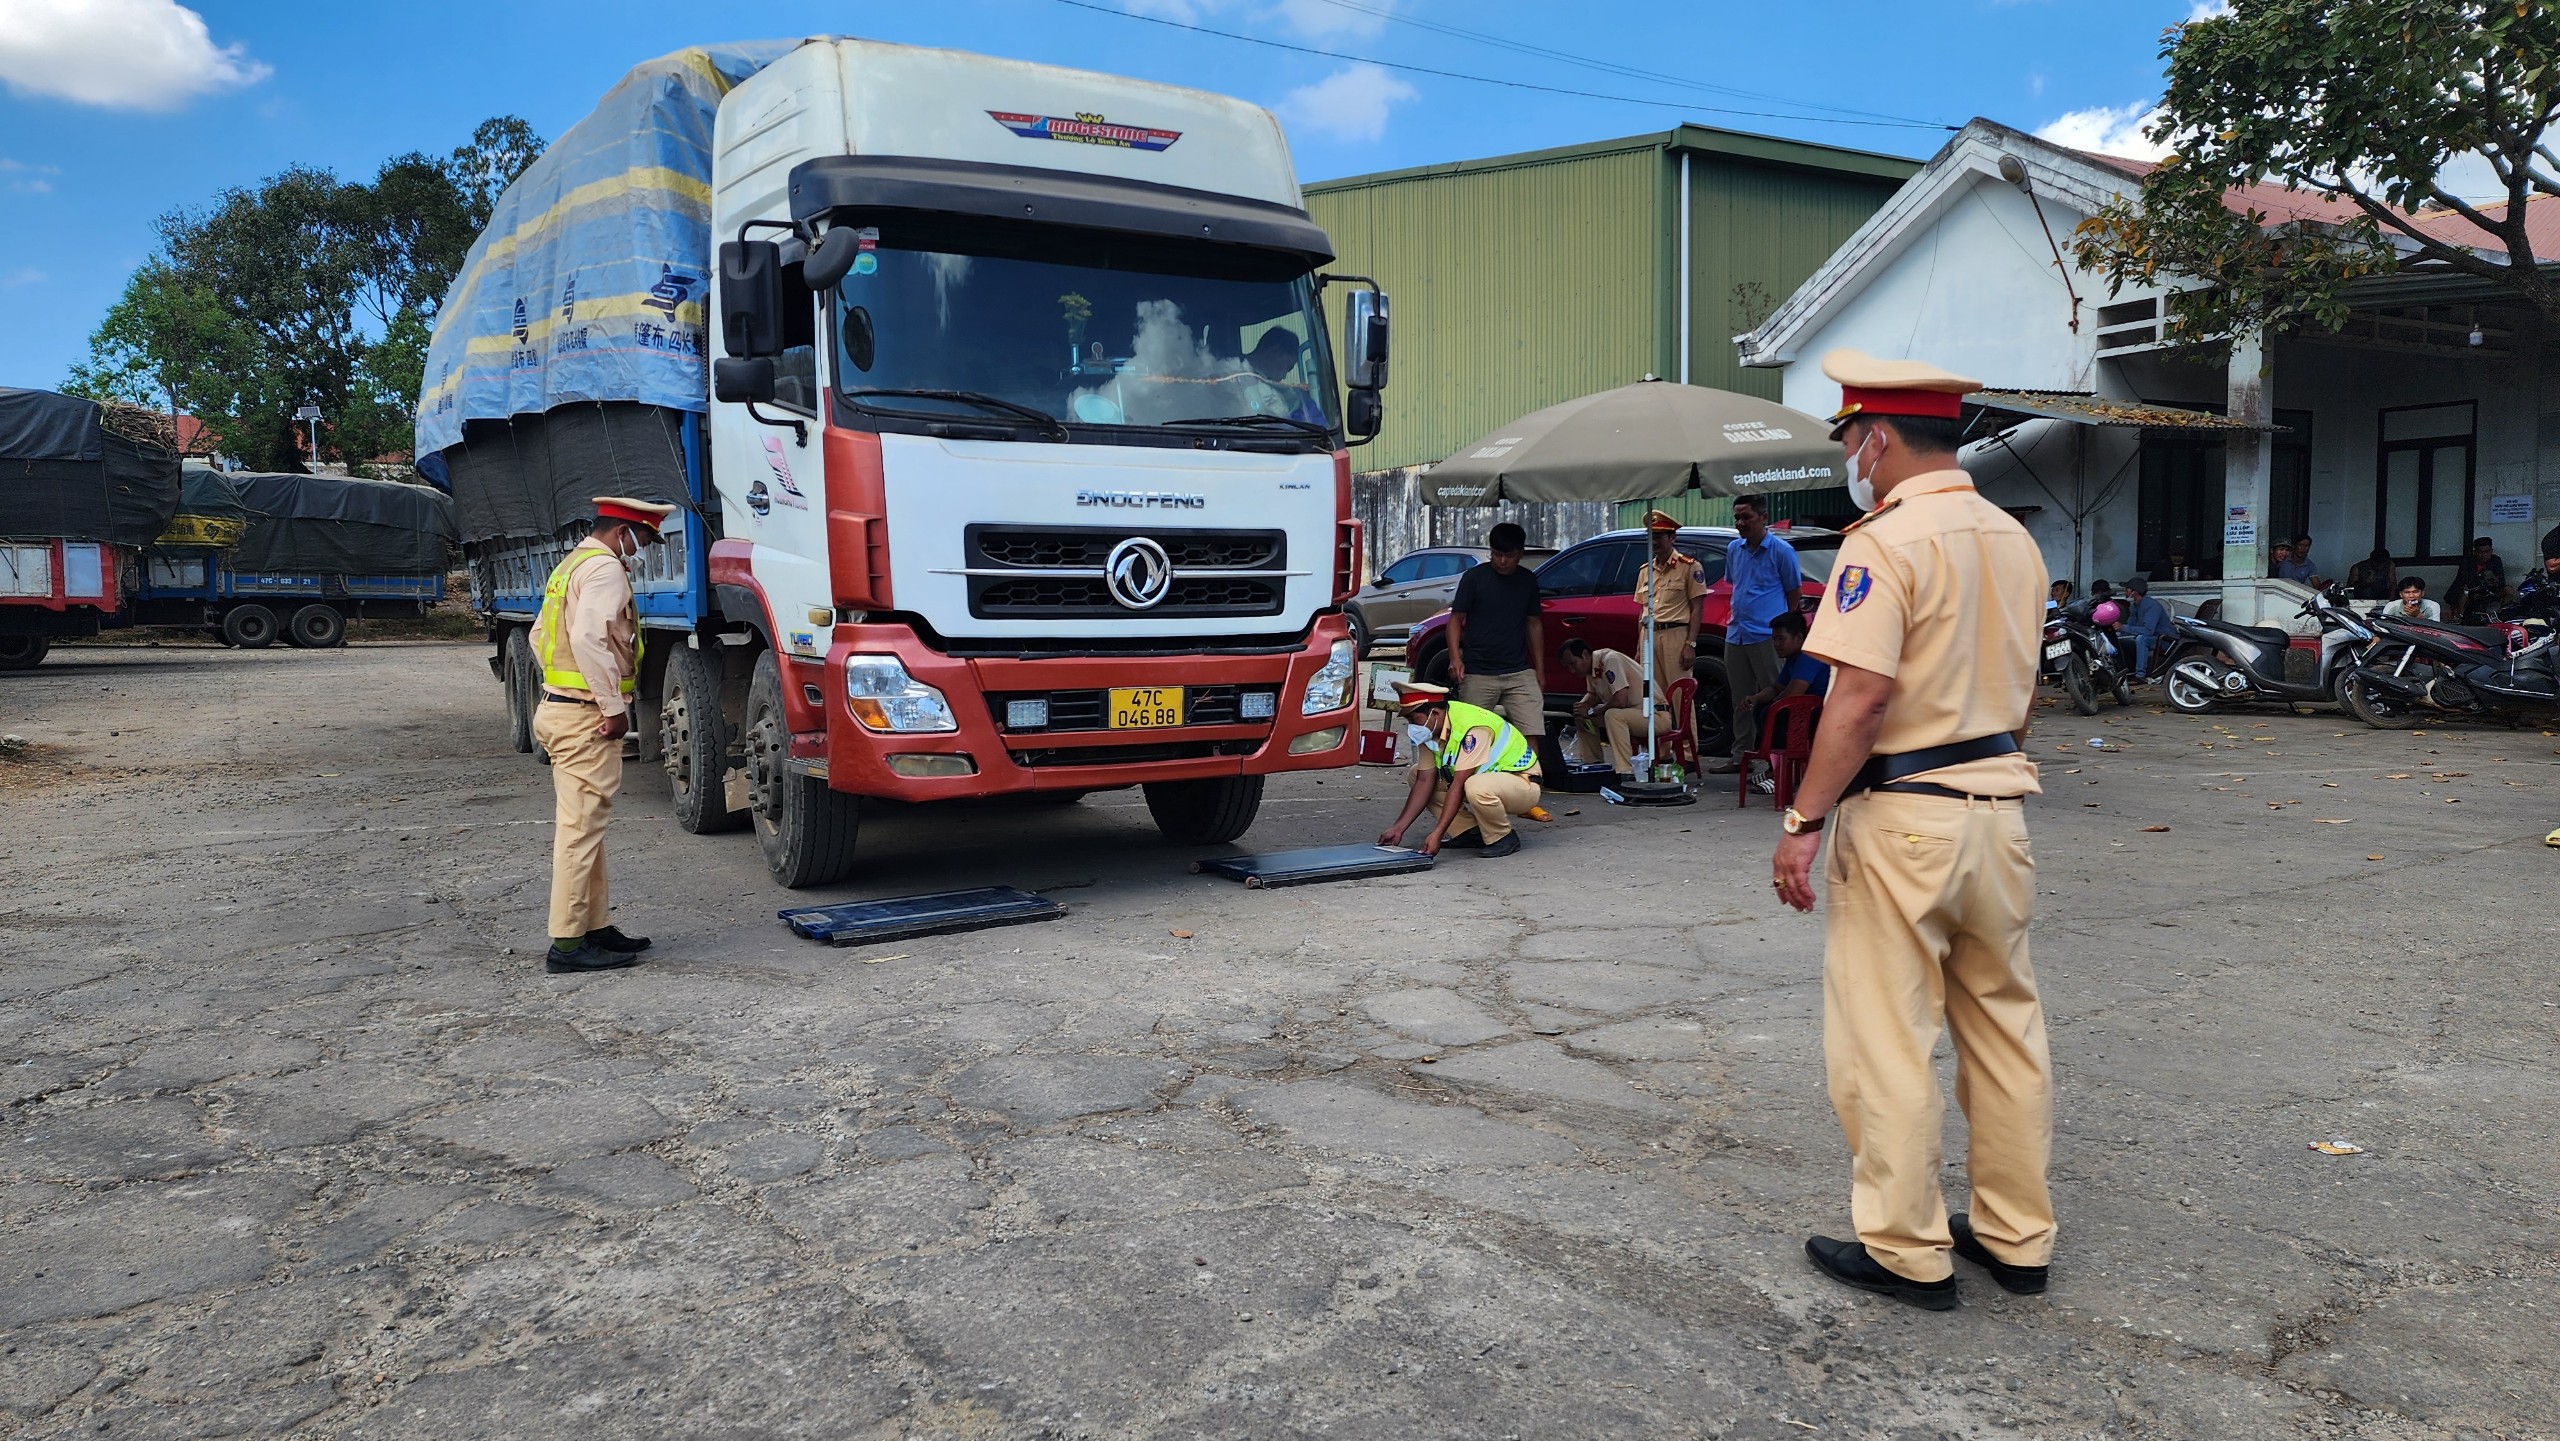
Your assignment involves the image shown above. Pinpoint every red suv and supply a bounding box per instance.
[1405,524,1839,758]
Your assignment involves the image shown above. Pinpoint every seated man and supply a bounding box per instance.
[1742,610,1829,791]
[2117,576,2174,679]
[1561,636,1659,779]
[2385,575,2441,623]
[1377,682,1540,859]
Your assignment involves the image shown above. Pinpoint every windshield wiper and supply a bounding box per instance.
[1156,413,1333,439]
[844,388,1068,441]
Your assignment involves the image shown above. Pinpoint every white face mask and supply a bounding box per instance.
[1843,427,1883,512]
[1406,722,1434,748]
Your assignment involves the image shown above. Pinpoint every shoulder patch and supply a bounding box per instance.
[1836,565,1872,612]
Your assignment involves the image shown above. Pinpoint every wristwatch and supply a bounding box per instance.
[1781,806,1826,835]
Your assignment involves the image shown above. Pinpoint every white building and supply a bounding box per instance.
[1737,118,2554,624]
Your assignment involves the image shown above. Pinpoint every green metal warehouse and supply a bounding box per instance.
[1303,125,1919,558]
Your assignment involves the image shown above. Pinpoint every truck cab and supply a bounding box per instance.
[687,42,1386,883]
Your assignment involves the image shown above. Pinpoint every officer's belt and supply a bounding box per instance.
[1844,733,2021,798]
[544,692,597,706]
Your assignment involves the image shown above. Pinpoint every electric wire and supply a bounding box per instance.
[1046,0,1960,133]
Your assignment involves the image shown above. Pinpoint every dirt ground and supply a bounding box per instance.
[2,641,2555,1440]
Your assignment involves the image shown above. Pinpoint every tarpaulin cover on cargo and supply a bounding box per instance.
[157,466,251,548]
[414,41,796,463]
[0,387,183,545]
[203,469,460,575]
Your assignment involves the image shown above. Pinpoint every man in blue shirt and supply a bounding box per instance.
[1711,495,1803,773]
[2117,576,2174,681]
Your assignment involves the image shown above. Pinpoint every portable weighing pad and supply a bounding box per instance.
[780,886,1067,945]
[1192,843,1436,889]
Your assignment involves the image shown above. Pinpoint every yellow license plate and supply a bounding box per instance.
[1108,686,1185,729]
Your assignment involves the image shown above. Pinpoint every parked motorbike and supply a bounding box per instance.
[2160,587,2374,714]
[2044,602,2133,715]
[2339,607,2560,728]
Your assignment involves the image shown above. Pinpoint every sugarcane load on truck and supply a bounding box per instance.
[417,37,1392,888]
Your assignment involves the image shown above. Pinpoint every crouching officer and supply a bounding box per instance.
[1770,350,2056,1310]
[1378,682,1541,858]
[531,496,676,974]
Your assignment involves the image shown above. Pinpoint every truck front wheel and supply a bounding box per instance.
[744,651,859,888]
[221,605,278,649]
[0,636,49,670]
[1144,775,1264,846]
[663,644,744,834]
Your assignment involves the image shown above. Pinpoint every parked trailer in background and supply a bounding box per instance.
[139,468,457,649]
[0,388,181,671]
[422,38,1392,888]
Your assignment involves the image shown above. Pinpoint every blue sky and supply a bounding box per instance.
[0,0,2208,388]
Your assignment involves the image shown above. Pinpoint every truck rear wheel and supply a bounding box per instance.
[0,635,49,670]
[663,644,744,834]
[285,604,345,649]
[744,650,859,887]
[502,627,537,755]
[1144,775,1264,846]
[221,605,278,649]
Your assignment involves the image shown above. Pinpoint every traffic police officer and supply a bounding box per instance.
[1769,350,2056,1310]
[1377,681,1541,858]
[1630,509,1706,749]
[531,496,676,973]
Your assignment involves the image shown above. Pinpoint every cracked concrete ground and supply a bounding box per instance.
[1,642,2555,1440]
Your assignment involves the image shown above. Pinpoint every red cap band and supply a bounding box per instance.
[1838,385,1965,421]
[595,500,665,531]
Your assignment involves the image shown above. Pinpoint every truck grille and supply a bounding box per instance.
[960,524,1289,620]
[987,684,1278,733]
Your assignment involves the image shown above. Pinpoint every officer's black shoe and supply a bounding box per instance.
[1804,1236,1960,1311]
[545,941,639,974]
[1950,1213,2049,1294]
[585,925,651,954]
[1476,833,1522,858]
[1436,830,1485,850]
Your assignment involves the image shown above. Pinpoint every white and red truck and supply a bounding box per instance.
[420,39,1388,886]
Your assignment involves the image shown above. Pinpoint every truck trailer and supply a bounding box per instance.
[148,467,457,649]
[0,388,182,671]
[420,38,1391,888]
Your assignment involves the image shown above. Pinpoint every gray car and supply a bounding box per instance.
[1347,544,1553,657]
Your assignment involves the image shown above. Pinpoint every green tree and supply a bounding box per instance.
[2071,0,2560,353]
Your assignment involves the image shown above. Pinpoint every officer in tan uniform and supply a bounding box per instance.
[1769,350,2056,1310]
[1376,682,1542,858]
[1630,510,1706,751]
[1561,638,1659,778]
[530,496,675,974]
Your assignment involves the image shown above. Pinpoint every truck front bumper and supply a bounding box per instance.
[815,616,1360,799]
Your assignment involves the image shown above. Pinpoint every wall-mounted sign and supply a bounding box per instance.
[2224,520,2258,546]
[2488,494,2534,524]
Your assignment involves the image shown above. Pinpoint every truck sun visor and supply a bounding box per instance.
[787,156,1335,268]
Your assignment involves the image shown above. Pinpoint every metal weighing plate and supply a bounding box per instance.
[779,886,1066,946]
[1192,843,1436,889]
[1601,781,1698,807]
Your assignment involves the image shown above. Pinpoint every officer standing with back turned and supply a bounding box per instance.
[531,496,676,974]
[1769,350,2056,1310]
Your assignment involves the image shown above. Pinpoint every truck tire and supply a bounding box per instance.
[502,627,537,755]
[221,605,278,649]
[744,650,860,887]
[1144,775,1264,846]
[0,635,49,670]
[285,604,345,649]
[662,643,745,833]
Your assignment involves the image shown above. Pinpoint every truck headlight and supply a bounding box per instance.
[1302,638,1356,715]
[844,655,958,733]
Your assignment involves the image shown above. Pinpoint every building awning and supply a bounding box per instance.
[1966,390,2285,432]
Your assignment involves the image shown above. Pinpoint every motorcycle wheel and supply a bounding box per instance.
[2339,667,2421,730]
[2163,651,2224,715]
[2111,668,2135,706]
[2063,656,2100,715]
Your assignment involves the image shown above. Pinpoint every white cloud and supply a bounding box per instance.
[0,268,46,289]
[1122,0,1390,41]
[0,158,60,193]
[2187,0,2233,19]
[0,0,269,111]
[1276,62,1416,144]
[2036,100,2172,161]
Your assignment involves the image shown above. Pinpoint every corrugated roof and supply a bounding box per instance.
[1968,390,2282,431]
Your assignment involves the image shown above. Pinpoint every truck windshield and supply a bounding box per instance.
[829,215,1340,440]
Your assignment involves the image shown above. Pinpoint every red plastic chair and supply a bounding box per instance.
[1737,696,1823,809]
[1662,677,1699,770]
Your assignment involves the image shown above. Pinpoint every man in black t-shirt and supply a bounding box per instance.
[1447,522,1547,738]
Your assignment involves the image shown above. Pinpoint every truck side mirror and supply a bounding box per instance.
[1345,386,1383,442]
[719,240,786,357]
[803,228,863,291]
[1343,289,1389,391]
[713,356,777,405]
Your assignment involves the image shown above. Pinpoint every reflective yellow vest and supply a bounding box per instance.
[1432,700,1536,776]
[531,545,641,697]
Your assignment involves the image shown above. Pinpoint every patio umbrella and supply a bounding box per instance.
[1419,378,1842,506]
